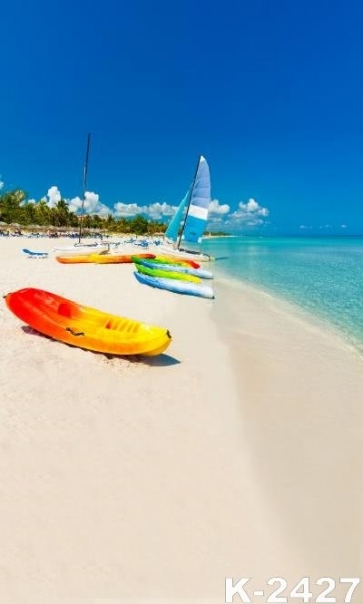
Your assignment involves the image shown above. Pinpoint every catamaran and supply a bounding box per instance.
[160,155,212,262]
[53,133,109,257]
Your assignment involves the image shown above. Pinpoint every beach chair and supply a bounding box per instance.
[22,248,49,259]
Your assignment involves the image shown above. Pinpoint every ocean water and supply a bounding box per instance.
[201,236,363,354]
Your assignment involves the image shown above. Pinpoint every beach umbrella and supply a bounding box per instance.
[24,224,44,233]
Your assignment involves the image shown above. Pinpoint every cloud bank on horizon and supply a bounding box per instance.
[23,184,270,232]
[299,224,348,231]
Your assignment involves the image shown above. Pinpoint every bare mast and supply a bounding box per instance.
[176,154,201,250]
[78,133,91,243]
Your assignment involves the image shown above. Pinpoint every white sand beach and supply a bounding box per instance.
[1,237,363,603]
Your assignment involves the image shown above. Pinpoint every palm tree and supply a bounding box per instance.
[53,199,71,226]
[35,199,50,226]
[0,189,27,223]
[105,213,116,232]
[22,201,37,225]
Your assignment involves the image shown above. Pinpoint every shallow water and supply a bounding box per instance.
[202,236,363,353]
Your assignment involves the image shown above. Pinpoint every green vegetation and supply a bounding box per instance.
[204,230,229,236]
[0,188,167,235]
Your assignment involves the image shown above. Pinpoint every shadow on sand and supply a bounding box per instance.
[20,325,180,366]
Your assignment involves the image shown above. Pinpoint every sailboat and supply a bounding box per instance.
[160,155,212,262]
[77,132,92,245]
[53,133,108,257]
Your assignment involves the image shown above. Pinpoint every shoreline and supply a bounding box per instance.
[212,275,363,582]
[213,266,363,359]
[1,237,363,599]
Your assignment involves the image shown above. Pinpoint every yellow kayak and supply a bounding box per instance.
[4,288,172,357]
[56,253,156,264]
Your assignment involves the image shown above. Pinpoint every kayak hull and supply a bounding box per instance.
[152,256,201,269]
[134,271,214,299]
[135,263,201,283]
[53,244,109,256]
[5,288,172,356]
[56,253,155,264]
[92,253,155,264]
[134,258,214,279]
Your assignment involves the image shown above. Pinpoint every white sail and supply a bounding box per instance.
[179,155,211,246]
[164,191,189,243]
[160,155,212,262]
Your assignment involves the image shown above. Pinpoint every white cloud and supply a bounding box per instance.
[341,224,347,229]
[113,202,143,217]
[46,186,62,208]
[242,198,269,217]
[208,199,230,215]
[68,191,110,217]
[18,184,270,234]
[114,200,177,220]
[18,185,110,217]
[113,197,230,224]
[205,197,270,232]
[208,216,224,224]
[0,178,4,190]
[145,202,176,220]
[66,195,82,213]
[226,198,269,228]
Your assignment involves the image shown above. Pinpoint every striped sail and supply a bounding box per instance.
[164,191,189,243]
[181,156,211,245]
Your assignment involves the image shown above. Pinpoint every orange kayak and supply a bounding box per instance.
[4,288,171,356]
[92,253,156,264]
[56,252,156,264]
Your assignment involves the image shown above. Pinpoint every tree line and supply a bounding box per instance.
[0,188,168,235]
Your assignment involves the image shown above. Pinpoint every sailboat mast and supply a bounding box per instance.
[78,132,91,244]
[176,154,201,250]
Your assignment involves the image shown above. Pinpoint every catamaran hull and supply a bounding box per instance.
[134,271,214,299]
[158,245,212,262]
[52,244,109,257]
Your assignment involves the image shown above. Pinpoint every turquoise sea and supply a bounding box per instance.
[201,236,363,354]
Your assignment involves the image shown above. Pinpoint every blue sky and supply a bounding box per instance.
[1,0,363,234]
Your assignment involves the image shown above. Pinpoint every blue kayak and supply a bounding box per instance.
[134,271,215,299]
